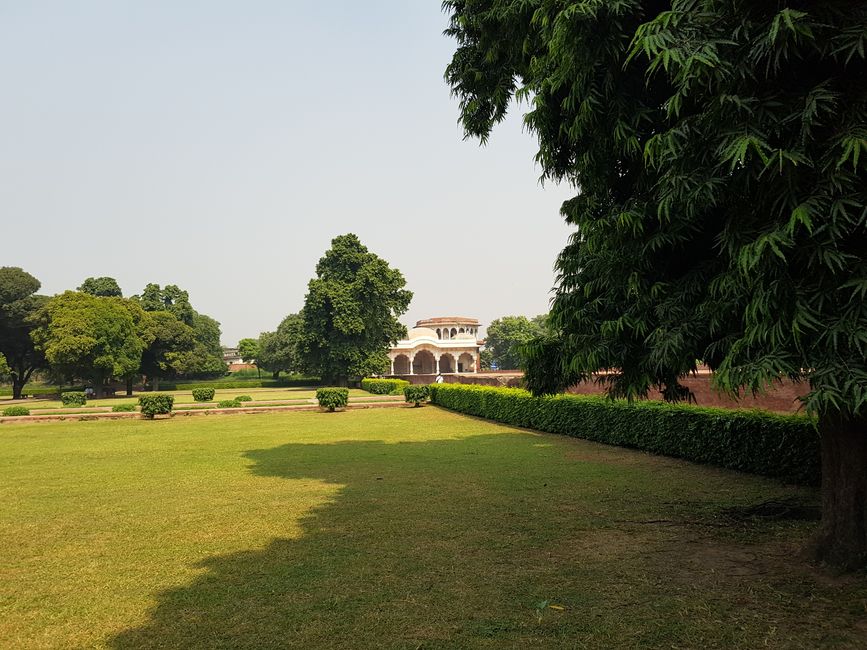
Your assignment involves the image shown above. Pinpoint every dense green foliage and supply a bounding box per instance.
[445,0,867,567]
[111,403,137,412]
[60,391,87,407]
[235,395,252,402]
[2,406,30,417]
[0,267,48,399]
[237,338,259,364]
[257,313,303,378]
[154,377,318,391]
[404,384,430,407]
[300,234,412,385]
[484,314,548,370]
[139,311,196,388]
[192,387,216,402]
[78,277,122,298]
[315,387,349,412]
[430,384,818,485]
[361,378,409,395]
[138,393,174,419]
[32,292,151,393]
[217,399,242,408]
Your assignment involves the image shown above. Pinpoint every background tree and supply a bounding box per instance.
[0,353,10,382]
[484,314,549,370]
[238,337,261,377]
[0,267,48,399]
[139,311,196,391]
[78,276,123,297]
[445,1,867,567]
[257,313,303,379]
[32,292,152,396]
[299,234,412,385]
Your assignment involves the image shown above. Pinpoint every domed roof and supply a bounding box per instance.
[408,327,437,340]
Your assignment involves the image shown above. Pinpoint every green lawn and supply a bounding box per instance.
[1,408,865,648]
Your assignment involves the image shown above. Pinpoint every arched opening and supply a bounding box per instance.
[393,354,410,375]
[457,352,476,373]
[450,328,457,338]
[439,353,455,373]
[412,350,436,375]
[459,328,465,334]
[436,328,442,339]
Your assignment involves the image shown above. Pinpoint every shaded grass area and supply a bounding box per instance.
[1,409,865,648]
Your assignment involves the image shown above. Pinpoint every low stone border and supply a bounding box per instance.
[0,400,408,425]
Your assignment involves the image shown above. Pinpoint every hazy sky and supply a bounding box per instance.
[1,1,574,345]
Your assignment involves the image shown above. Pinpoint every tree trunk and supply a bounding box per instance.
[812,415,867,570]
[126,377,134,396]
[153,376,160,392]
[11,374,25,400]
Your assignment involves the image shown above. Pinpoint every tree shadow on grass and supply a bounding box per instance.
[108,432,861,649]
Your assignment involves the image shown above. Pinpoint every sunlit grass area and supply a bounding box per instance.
[1,387,377,411]
[1,408,865,648]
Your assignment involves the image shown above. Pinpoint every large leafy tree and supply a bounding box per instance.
[445,1,867,567]
[257,313,303,378]
[31,292,152,395]
[484,314,549,370]
[300,234,412,385]
[139,311,196,390]
[78,276,123,297]
[237,337,261,377]
[0,267,48,399]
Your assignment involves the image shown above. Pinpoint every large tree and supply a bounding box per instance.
[257,313,303,378]
[31,292,152,395]
[0,267,48,399]
[445,1,867,567]
[300,234,412,385]
[139,311,196,391]
[484,314,549,370]
[78,276,123,297]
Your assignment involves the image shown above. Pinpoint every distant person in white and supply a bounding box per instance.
[435,375,444,384]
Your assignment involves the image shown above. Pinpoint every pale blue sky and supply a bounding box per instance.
[0,1,573,344]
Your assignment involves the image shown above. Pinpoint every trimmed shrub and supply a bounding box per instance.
[111,404,136,412]
[316,387,349,412]
[217,399,242,408]
[404,384,430,407]
[235,395,253,402]
[361,378,410,395]
[138,394,174,419]
[61,391,87,407]
[2,406,30,417]
[192,387,216,402]
[429,384,820,485]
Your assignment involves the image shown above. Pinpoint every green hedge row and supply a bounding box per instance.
[361,378,410,395]
[428,384,819,485]
[152,377,319,391]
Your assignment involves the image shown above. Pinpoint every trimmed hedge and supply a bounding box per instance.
[192,387,216,402]
[404,384,430,407]
[112,403,137,412]
[361,378,410,395]
[217,399,242,408]
[429,384,819,485]
[3,406,30,417]
[316,387,349,412]
[153,376,320,391]
[138,394,174,419]
[61,391,87,407]
[235,395,253,402]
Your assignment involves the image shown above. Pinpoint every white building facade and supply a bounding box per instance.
[388,317,482,376]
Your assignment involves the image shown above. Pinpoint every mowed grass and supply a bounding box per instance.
[1,409,866,649]
[1,387,374,411]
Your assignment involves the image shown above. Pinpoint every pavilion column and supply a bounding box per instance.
[390,357,395,375]
[435,356,440,374]
[408,354,414,375]
[474,354,479,373]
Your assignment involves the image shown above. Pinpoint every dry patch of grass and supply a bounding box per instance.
[0,408,865,648]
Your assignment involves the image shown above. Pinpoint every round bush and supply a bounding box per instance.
[111,404,136,412]
[316,387,349,412]
[235,395,253,402]
[3,406,30,417]
[61,391,87,407]
[192,387,216,402]
[138,394,174,419]
[404,384,430,407]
